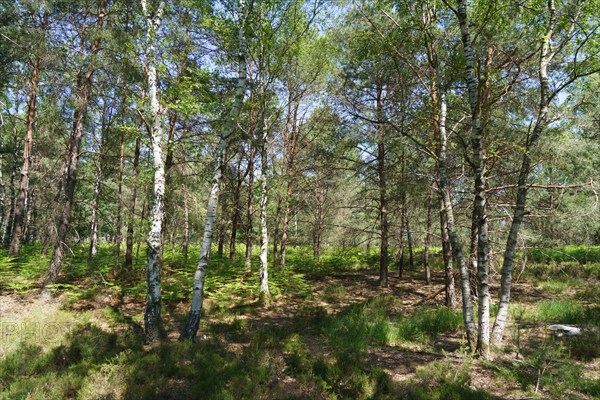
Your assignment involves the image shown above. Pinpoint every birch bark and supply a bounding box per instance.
[492,0,557,346]
[141,0,166,342]
[180,0,253,340]
[456,0,490,357]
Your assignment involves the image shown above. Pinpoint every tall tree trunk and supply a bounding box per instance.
[10,56,41,255]
[125,133,141,269]
[217,171,228,259]
[438,87,475,348]
[180,0,252,340]
[114,124,125,268]
[406,217,414,268]
[141,0,166,342]
[25,187,35,244]
[88,162,103,260]
[423,0,454,303]
[245,142,255,274]
[423,187,433,284]
[161,113,177,255]
[468,204,479,297]
[492,0,557,346]
[398,208,405,279]
[279,100,300,270]
[229,153,244,258]
[3,160,17,248]
[313,175,325,259]
[456,0,489,357]
[258,116,270,304]
[182,183,190,260]
[440,205,456,307]
[376,84,388,288]
[272,196,281,268]
[44,0,108,290]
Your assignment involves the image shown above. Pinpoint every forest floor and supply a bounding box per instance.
[1,246,600,399]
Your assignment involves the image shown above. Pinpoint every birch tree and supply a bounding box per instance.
[141,0,166,342]
[455,0,491,358]
[492,0,600,346]
[180,0,253,340]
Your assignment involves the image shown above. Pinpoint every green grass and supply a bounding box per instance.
[321,296,463,355]
[527,245,600,264]
[533,277,583,294]
[3,243,600,399]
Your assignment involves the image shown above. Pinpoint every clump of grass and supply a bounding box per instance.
[321,297,462,357]
[321,296,400,354]
[536,299,587,324]
[533,278,581,294]
[576,284,600,304]
[322,284,347,303]
[528,245,600,264]
[396,308,463,344]
[492,337,597,398]
[407,355,495,400]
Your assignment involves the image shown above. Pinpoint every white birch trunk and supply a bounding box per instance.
[141,0,166,342]
[439,88,476,348]
[181,0,252,340]
[258,114,270,304]
[456,0,491,358]
[492,0,557,346]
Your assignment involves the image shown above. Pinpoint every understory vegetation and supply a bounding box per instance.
[1,245,599,399]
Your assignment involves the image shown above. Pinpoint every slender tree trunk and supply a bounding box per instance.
[398,209,405,279]
[438,87,475,348]
[3,160,17,248]
[125,133,141,269]
[229,153,244,258]
[114,125,125,268]
[44,0,108,290]
[440,205,456,307]
[492,0,557,346]
[88,163,103,260]
[456,0,489,357]
[181,0,252,340]
[141,0,166,342]
[182,183,190,260]
[161,113,176,255]
[313,176,325,259]
[245,142,255,274]
[258,118,270,304]
[25,187,35,244]
[279,194,291,268]
[217,175,227,258]
[406,218,414,268]
[469,204,479,297]
[376,84,388,288]
[272,196,281,268]
[423,0,454,302]
[10,56,40,255]
[423,187,433,284]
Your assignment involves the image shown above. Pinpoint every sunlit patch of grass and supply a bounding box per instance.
[533,278,582,295]
[0,304,81,358]
[321,297,463,358]
[396,308,463,344]
[536,299,588,324]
